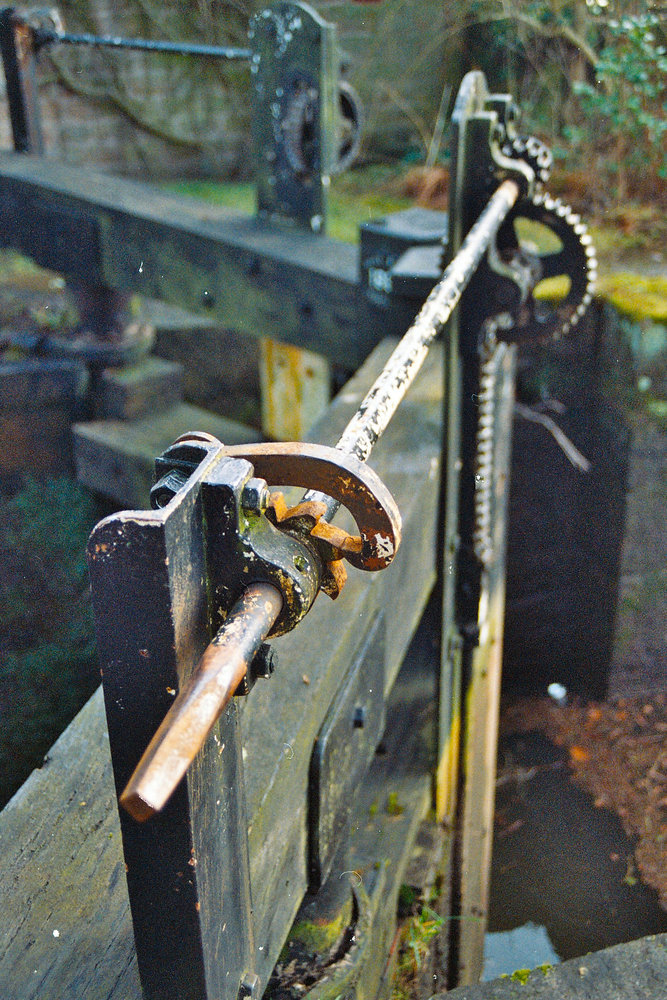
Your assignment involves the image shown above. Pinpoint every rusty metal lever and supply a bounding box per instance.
[221,440,401,571]
[121,582,282,822]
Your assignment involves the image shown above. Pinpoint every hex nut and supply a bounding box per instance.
[238,972,261,1000]
[242,478,270,515]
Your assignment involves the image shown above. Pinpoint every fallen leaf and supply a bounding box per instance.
[496,819,524,839]
[569,746,590,763]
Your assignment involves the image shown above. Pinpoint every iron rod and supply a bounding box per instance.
[121,581,282,822]
[308,178,520,518]
[34,29,252,61]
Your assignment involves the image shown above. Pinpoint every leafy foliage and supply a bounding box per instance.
[573,15,667,198]
[392,902,445,999]
[0,477,100,805]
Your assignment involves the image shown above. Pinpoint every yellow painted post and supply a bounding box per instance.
[259,339,331,440]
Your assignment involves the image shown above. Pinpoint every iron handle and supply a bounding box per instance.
[120,582,283,822]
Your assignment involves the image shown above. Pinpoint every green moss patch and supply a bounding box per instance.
[596,273,667,324]
[164,173,412,245]
[287,909,349,954]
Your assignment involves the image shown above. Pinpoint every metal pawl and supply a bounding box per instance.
[264,494,358,599]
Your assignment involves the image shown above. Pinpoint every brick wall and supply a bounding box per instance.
[0,0,449,178]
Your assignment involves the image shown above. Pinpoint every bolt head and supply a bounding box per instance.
[242,478,269,515]
[239,973,261,1000]
[353,705,366,729]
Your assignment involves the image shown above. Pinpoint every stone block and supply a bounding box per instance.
[0,359,87,487]
[98,356,183,420]
[74,402,258,508]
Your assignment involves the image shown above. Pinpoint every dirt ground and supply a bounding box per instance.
[500,694,667,911]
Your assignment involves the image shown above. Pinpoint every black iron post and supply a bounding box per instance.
[88,443,260,1000]
[250,1,338,231]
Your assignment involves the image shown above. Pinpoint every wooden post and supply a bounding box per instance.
[259,339,330,440]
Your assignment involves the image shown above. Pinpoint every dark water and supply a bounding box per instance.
[485,730,667,977]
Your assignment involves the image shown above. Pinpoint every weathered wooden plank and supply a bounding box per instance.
[299,606,442,1000]
[0,336,445,997]
[241,340,444,984]
[455,347,516,987]
[0,691,141,999]
[0,154,394,368]
[437,933,667,1000]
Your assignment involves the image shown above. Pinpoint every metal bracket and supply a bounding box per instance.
[151,435,321,639]
[87,438,260,1000]
[249,1,338,231]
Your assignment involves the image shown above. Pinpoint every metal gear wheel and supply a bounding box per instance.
[281,77,319,178]
[490,191,597,345]
[502,134,553,190]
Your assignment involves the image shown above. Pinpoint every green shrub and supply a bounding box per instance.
[0,477,99,805]
[574,15,667,199]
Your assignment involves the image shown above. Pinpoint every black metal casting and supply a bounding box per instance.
[250,2,337,230]
[88,437,258,1000]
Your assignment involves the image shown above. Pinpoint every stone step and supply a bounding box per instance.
[97,357,183,421]
[74,402,259,508]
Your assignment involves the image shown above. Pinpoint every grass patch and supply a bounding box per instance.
[164,170,413,244]
[0,477,100,806]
